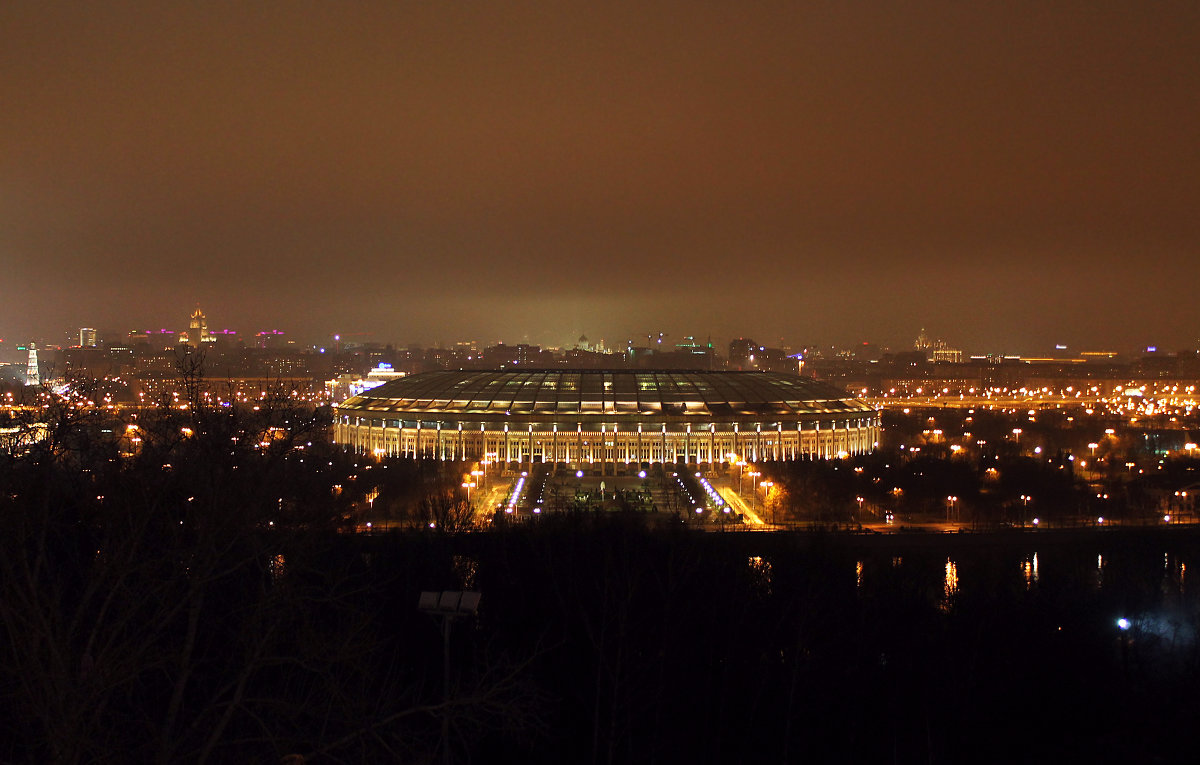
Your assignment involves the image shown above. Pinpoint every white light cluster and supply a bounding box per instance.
[506,475,526,514]
[696,476,725,511]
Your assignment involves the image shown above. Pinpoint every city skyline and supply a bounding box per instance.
[1,307,1194,360]
[4,3,1198,351]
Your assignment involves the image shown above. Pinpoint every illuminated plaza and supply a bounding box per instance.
[334,369,880,469]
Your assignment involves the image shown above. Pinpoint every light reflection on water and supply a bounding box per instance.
[269,553,286,583]
[748,555,773,596]
[852,547,1191,623]
[1162,552,1187,599]
[940,558,958,612]
[1020,552,1039,591]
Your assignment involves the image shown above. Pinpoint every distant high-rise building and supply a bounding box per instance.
[728,338,757,369]
[931,346,963,363]
[914,328,932,354]
[79,327,97,347]
[930,337,963,363]
[25,343,39,386]
[481,342,543,367]
[255,330,286,349]
[184,308,213,347]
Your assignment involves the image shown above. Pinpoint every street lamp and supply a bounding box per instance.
[732,458,746,494]
[418,590,482,765]
[946,495,958,522]
[761,481,774,522]
[461,481,476,504]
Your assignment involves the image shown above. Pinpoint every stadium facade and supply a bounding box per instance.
[334,369,879,467]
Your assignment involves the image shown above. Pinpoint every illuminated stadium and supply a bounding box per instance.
[334,369,879,467]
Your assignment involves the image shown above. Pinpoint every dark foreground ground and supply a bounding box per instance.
[7,518,1200,764]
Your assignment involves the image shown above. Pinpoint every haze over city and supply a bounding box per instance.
[4,2,1198,351]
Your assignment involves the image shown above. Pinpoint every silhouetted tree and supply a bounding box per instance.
[419,485,478,531]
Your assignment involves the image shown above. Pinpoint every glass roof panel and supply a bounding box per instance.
[346,369,873,418]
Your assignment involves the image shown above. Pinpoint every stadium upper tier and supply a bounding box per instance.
[334,369,879,463]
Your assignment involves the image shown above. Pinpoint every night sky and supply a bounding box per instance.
[3,2,1198,352]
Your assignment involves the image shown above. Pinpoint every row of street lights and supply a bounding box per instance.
[726,453,777,523]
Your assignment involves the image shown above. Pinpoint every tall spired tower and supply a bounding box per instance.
[187,307,211,347]
[25,343,40,386]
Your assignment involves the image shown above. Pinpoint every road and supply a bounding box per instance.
[718,487,765,525]
[474,479,514,520]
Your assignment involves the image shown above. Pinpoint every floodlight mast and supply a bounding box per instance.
[418,591,481,765]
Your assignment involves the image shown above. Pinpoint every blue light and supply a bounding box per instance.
[1117,618,1131,631]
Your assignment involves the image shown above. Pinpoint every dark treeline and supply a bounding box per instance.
[762,451,1200,528]
[4,393,1200,763]
[763,452,1082,525]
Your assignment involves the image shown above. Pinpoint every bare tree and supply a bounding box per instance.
[0,371,366,763]
[0,360,555,763]
[419,486,478,532]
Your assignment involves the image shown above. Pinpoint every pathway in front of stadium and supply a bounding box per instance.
[718,486,765,525]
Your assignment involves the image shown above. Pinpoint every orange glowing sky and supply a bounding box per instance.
[3,2,1198,351]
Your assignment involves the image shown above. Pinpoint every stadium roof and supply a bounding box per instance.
[339,369,873,420]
